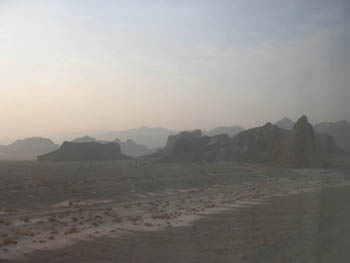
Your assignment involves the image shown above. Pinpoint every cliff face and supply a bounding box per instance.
[150,130,209,162]
[163,130,203,153]
[273,116,324,168]
[38,142,131,162]
[230,122,289,163]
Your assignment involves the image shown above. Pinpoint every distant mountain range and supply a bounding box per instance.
[93,127,178,149]
[274,117,295,130]
[70,136,156,157]
[0,137,59,160]
[38,126,247,149]
[204,125,245,137]
[114,139,157,157]
[36,116,345,166]
[1,119,349,161]
[0,125,246,160]
[45,127,178,149]
[150,116,344,168]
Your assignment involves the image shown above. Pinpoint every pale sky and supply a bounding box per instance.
[0,0,349,139]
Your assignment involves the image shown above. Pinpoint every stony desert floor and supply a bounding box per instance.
[1,160,350,262]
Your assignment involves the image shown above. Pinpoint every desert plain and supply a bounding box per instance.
[1,156,350,262]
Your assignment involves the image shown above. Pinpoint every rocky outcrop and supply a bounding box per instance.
[273,116,325,168]
[163,130,203,153]
[150,116,343,168]
[230,122,289,163]
[38,142,131,162]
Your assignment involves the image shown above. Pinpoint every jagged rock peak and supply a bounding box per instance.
[264,122,274,128]
[295,115,308,126]
[293,115,314,135]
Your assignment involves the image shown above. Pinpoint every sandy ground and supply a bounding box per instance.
[22,185,350,263]
[1,160,350,262]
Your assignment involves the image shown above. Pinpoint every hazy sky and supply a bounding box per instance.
[0,0,349,139]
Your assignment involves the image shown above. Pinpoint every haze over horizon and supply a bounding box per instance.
[1,0,349,140]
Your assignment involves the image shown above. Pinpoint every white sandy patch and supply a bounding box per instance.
[51,199,112,208]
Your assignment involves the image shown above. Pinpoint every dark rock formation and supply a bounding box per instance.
[230,122,289,163]
[148,130,208,162]
[163,130,203,153]
[38,142,131,162]
[150,116,343,168]
[274,116,325,168]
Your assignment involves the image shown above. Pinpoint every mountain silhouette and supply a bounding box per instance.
[38,142,131,162]
[149,116,343,168]
[0,137,59,160]
[70,136,156,157]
